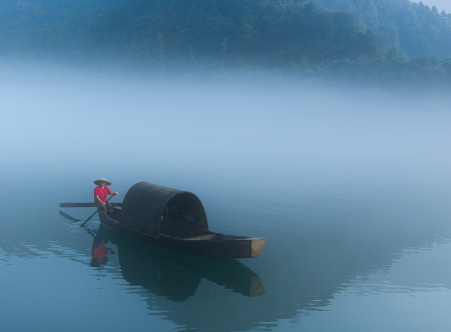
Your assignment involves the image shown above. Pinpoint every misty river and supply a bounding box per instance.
[1,67,451,331]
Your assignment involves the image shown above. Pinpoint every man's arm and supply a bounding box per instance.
[108,191,118,196]
[95,195,105,206]
[106,187,118,196]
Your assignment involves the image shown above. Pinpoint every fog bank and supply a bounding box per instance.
[1,62,450,192]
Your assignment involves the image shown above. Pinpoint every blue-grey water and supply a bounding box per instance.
[1,71,451,331]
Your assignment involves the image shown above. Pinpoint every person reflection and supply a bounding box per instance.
[90,236,115,268]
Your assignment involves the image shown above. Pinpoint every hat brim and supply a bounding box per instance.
[94,179,112,186]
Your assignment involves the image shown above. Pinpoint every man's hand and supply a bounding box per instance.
[101,201,106,207]
[112,192,118,195]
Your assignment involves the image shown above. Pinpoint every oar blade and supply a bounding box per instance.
[59,210,81,222]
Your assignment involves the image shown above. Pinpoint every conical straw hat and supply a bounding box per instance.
[94,178,112,186]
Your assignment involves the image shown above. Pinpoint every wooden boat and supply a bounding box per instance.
[62,182,266,259]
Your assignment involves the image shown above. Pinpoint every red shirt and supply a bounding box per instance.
[94,186,111,203]
[92,242,109,258]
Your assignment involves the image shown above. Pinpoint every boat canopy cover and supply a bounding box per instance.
[121,182,208,237]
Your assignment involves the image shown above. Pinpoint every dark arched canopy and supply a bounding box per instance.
[121,182,208,237]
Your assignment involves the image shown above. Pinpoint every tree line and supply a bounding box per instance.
[0,0,450,88]
[315,0,451,59]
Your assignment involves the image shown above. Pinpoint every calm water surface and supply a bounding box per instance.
[2,174,451,332]
[1,80,451,331]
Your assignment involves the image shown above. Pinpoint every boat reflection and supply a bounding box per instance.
[93,224,265,301]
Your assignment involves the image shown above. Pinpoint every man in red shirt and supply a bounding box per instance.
[94,178,118,216]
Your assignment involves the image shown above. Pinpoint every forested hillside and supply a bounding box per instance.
[314,0,451,59]
[89,0,376,66]
[0,0,450,88]
[0,0,122,58]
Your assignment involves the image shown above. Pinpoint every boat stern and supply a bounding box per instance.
[250,238,267,258]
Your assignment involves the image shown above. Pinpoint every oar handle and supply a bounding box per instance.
[80,195,115,227]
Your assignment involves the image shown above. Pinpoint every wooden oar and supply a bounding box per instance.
[80,195,115,227]
[60,203,123,208]
[59,210,81,223]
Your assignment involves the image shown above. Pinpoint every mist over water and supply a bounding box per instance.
[2,61,450,183]
[1,62,451,331]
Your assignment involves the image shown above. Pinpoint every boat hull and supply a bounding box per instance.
[98,210,266,258]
